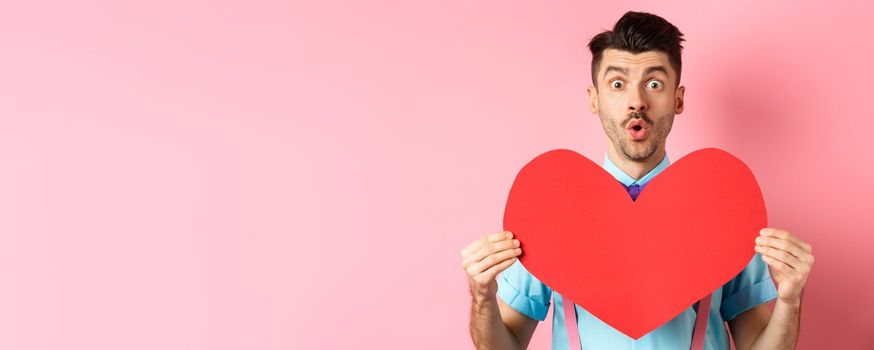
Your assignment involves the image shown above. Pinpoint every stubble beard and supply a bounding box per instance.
[599,111,674,162]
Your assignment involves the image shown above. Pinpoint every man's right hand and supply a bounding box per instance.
[461,231,522,303]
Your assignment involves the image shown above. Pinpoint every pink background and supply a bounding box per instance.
[1,1,872,349]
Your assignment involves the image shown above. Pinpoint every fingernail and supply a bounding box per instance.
[513,239,520,247]
[506,232,513,239]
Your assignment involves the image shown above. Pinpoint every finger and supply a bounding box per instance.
[761,254,806,279]
[761,254,794,274]
[460,238,485,258]
[467,248,522,277]
[477,257,518,283]
[465,239,519,268]
[756,245,803,270]
[461,231,512,257]
[760,228,812,253]
[755,235,808,261]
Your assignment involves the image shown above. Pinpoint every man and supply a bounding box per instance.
[460,11,814,350]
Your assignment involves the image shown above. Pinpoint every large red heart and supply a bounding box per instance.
[503,148,766,339]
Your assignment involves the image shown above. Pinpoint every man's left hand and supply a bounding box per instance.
[754,228,815,305]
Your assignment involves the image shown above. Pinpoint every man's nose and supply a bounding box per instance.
[627,87,648,114]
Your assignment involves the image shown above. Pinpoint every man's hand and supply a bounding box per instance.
[754,228,814,304]
[461,231,522,303]
[462,231,536,349]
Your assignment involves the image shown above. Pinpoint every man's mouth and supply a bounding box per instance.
[626,120,649,140]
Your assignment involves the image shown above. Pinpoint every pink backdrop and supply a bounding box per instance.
[1,1,872,349]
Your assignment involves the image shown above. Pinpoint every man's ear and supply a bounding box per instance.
[586,85,598,114]
[675,85,685,114]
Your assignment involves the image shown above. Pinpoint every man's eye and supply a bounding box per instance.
[647,80,662,89]
[611,80,624,89]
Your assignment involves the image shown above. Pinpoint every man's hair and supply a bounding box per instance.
[587,11,685,88]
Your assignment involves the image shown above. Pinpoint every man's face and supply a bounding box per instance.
[587,49,685,162]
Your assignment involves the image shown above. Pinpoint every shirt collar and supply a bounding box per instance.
[602,152,671,188]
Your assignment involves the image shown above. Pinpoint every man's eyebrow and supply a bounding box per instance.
[602,65,670,79]
[603,66,628,78]
[643,66,669,77]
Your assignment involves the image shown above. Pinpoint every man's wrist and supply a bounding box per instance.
[776,296,802,309]
[777,289,804,309]
[771,295,803,327]
[473,292,499,309]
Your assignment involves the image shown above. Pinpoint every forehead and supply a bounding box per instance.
[599,49,673,77]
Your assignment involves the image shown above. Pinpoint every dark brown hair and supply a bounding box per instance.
[588,11,685,87]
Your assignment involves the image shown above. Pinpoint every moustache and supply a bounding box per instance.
[625,112,652,125]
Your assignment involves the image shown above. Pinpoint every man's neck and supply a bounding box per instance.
[606,145,667,181]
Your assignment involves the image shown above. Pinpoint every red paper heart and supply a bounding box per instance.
[503,148,766,339]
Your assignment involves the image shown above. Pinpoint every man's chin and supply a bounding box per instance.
[625,154,652,162]
[621,144,658,162]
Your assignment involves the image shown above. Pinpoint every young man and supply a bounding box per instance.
[460,11,814,350]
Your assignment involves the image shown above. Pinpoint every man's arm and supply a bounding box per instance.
[462,231,539,349]
[730,228,813,350]
[729,299,801,350]
[469,295,539,349]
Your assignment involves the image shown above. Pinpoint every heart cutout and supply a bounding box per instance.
[503,148,766,339]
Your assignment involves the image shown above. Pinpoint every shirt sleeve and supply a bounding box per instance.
[496,259,553,321]
[720,252,778,321]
